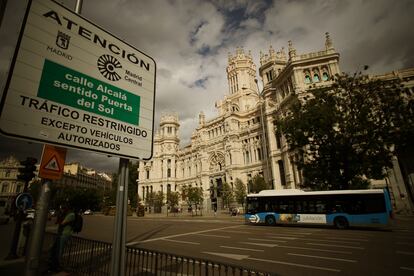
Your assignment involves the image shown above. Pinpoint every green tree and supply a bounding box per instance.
[277,73,413,190]
[221,182,234,208]
[50,185,102,211]
[249,175,268,194]
[183,186,204,216]
[145,191,155,212]
[153,191,165,213]
[128,161,139,208]
[167,191,180,212]
[102,173,118,208]
[234,178,247,206]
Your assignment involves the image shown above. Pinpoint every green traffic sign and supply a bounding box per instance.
[38,59,141,125]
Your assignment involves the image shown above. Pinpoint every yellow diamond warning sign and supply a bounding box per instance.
[39,145,67,180]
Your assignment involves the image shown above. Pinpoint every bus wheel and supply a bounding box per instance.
[334,216,349,229]
[265,215,276,226]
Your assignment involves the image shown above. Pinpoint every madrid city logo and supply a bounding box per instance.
[97,55,122,81]
[56,31,70,49]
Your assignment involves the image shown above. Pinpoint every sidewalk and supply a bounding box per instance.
[130,209,246,221]
[0,220,70,276]
[0,256,70,276]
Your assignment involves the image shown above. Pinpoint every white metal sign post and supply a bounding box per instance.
[0,0,156,160]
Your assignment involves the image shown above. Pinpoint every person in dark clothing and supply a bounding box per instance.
[48,203,75,272]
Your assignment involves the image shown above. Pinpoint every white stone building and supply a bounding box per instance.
[0,156,26,202]
[54,162,112,191]
[137,33,414,213]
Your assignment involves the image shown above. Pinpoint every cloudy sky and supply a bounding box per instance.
[0,0,413,173]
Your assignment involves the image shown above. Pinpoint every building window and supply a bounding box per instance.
[322,72,329,81]
[313,74,320,82]
[142,187,145,200]
[246,151,250,164]
[5,170,11,178]
[146,170,150,179]
[167,168,171,178]
[278,160,287,186]
[304,75,311,84]
[275,131,282,149]
[1,184,9,193]
[16,184,22,193]
[266,70,273,82]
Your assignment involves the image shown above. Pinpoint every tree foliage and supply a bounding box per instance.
[182,186,204,215]
[249,175,268,194]
[277,73,413,190]
[234,178,247,206]
[221,182,234,208]
[102,173,118,208]
[145,191,155,210]
[153,191,164,213]
[167,191,180,209]
[109,161,139,208]
[48,185,102,211]
[128,161,139,208]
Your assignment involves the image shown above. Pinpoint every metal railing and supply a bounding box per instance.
[44,233,274,276]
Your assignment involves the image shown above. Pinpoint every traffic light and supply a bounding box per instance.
[17,157,37,182]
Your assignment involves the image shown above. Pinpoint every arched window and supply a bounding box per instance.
[313,74,320,82]
[245,151,250,164]
[304,75,311,84]
[322,72,329,81]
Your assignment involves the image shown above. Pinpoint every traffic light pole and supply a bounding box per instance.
[5,203,24,259]
[5,178,30,260]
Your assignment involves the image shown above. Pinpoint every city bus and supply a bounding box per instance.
[245,189,393,229]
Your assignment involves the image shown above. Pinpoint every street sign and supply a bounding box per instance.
[39,144,66,179]
[0,0,156,160]
[15,193,33,211]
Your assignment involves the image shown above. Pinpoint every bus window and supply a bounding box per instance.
[287,200,295,213]
[296,201,303,213]
[308,201,316,213]
[247,201,259,214]
[350,200,364,214]
[364,196,386,213]
[279,200,288,212]
[271,202,279,212]
[315,200,326,214]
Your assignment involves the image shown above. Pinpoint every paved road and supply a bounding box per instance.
[3,214,412,275]
[68,214,414,275]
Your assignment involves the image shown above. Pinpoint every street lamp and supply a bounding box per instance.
[255,79,274,189]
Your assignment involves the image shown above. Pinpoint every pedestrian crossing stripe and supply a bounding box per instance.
[43,155,60,171]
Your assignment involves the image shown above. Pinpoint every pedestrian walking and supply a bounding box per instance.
[48,202,76,272]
